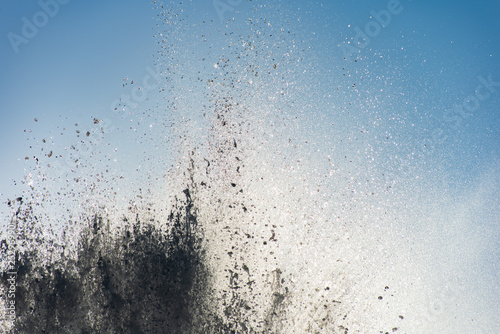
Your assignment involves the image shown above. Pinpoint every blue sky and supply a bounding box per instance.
[1,0,499,205]
[0,0,155,209]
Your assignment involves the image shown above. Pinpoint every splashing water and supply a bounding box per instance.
[1,2,499,333]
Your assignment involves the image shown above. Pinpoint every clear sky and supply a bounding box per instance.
[2,0,498,205]
[0,0,156,211]
[0,0,499,332]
